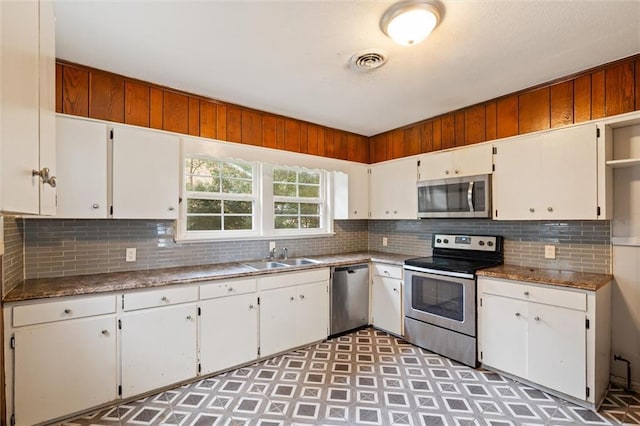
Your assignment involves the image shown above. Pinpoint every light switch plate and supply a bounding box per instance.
[125,248,137,262]
[269,241,276,251]
[382,237,388,247]
[544,245,556,259]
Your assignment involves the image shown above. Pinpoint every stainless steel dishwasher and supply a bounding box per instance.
[330,263,370,336]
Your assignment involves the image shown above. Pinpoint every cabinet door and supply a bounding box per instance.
[370,158,417,219]
[542,125,597,219]
[121,304,197,398]
[200,294,258,375]
[259,286,298,357]
[479,293,527,378]
[348,164,369,219]
[296,281,329,346]
[14,316,117,426]
[55,116,108,218]
[492,135,541,220]
[0,0,40,214]
[453,144,493,177]
[418,151,452,181]
[528,304,586,399]
[372,276,402,336]
[112,126,179,219]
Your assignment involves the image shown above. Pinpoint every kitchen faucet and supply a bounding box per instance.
[268,247,276,260]
[282,247,288,260]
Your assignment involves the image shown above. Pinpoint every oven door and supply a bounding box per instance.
[404,268,476,337]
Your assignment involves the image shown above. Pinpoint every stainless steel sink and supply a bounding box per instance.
[281,258,323,266]
[242,261,291,270]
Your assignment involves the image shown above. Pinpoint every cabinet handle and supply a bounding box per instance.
[524,291,529,296]
[454,169,459,174]
[161,296,169,302]
[354,210,358,214]
[383,270,389,275]
[529,208,535,213]
[228,287,234,292]
[186,315,193,320]
[290,296,295,301]
[385,210,390,214]
[92,204,100,209]
[547,207,553,212]
[393,210,398,214]
[249,304,254,309]
[534,316,541,321]
[515,312,521,317]
[64,309,72,314]
[445,170,450,175]
[300,294,305,300]
[393,288,398,293]
[32,167,57,188]
[101,330,109,335]
[168,206,175,211]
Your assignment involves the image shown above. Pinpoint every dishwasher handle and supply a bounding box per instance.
[333,264,369,274]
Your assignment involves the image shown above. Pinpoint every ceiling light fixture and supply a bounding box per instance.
[380,0,442,46]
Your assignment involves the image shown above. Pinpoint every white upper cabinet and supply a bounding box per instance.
[55,116,109,218]
[493,124,600,220]
[0,0,56,215]
[112,126,180,219]
[418,143,493,181]
[370,157,417,219]
[333,163,370,220]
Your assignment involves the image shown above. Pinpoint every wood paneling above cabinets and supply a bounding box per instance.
[56,61,369,163]
[369,54,639,163]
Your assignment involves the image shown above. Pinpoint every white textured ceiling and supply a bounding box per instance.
[54,1,640,137]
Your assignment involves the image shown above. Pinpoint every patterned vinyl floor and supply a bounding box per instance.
[64,328,640,426]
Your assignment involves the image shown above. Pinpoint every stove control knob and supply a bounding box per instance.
[443,239,449,244]
[436,238,442,244]
[487,241,494,247]
[478,241,485,246]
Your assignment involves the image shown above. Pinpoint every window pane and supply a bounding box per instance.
[274,183,297,197]
[299,171,319,184]
[185,158,220,177]
[273,169,297,183]
[275,216,299,229]
[300,203,319,215]
[187,216,221,231]
[299,185,319,198]
[186,176,221,193]
[224,200,253,214]
[187,199,221,214]
[224,216,253,230]
[301,216,320,228]
[222,178,252,194]
[222,162,252,179]
[274,202,299,215]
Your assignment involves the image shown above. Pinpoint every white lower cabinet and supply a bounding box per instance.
[371,263,403,336]
[478,276,610,406]
[200,292,258,375]
[120,303,198,398]
[8,296,117,426]
[258,269,330,357]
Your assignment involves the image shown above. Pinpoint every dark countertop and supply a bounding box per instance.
[477,264,612,292]
[3,251,413,303]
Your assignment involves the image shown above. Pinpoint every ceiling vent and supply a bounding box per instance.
[350,50,388,71]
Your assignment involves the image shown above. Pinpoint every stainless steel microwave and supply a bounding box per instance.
[417,174,491,218]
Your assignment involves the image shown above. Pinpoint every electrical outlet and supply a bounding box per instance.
[125,248,137,262]
[269,241,276,251]
[382,237,388,247]
[544,245,556,259]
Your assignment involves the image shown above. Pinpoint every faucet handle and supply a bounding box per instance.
[282,247,288,260]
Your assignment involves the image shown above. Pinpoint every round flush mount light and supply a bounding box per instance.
[380,0,442,46]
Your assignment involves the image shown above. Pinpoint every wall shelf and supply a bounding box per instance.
[606,159,640,168]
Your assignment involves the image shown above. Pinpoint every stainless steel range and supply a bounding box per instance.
[403,234,503,367]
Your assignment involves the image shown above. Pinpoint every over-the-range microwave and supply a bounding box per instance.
[417,174,491,219]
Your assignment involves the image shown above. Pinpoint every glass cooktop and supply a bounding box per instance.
[404,256,503,275]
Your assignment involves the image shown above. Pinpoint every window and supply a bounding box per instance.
[183,157,257,234]
[272,168,323,231]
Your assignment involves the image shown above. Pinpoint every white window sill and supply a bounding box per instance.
[174,231,336,243]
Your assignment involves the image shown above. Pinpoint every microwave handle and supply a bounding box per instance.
[468,181,475,212]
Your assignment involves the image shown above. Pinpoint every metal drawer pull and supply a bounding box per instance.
[547,207,553,212]
[161,296,169,302]
[64,309,72,314]
[524,291,530,296]
[249,304,254,309]
[227,287,234,292]
[300,294,305,300]
[186,315,193,320]
[515,312,521,317]
[92,204,100,209]
[529,208,535,213]
[534,316,541,321]
[168,207,175,211]
[290,296,295,301]
[101,330,109,335]
[393,288,398,293]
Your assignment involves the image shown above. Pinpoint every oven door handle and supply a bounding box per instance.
[467,181,475,212]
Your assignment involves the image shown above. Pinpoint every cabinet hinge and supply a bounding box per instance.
[258,347,261,356]
[198,363,202,373]
[10,336,15,350]
[480,351,483,361]
[492,164,495,172]
[257,297,260,305]
[118,385,122,396]
[492,146,497,155]
[121,295,125,310]
[110,205,113,215]
[586,386,590,397]
[597,206,601,216]
[417,160,421,167]
[198,307,201,316]
[495,209,498,218]
[596,128,600,138]
[118,319,122,330]
[586,318,590,329]
[179,197,183,204]
[10,413,15,426]
[109,129,114,140]
[479,298,483,307]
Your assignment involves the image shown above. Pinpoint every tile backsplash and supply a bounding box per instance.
[1,216,24,296]
[23,219,369,279]
[369,219,611,273]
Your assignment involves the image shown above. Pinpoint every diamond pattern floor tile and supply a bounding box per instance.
[63,328,638,426]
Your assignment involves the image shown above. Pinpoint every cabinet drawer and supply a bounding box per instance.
[258,268,329,291]
[13,295,116,327]
[372,263,403,279]
[200,279,257,300]
[480,278,586,311]
[123,286,198,311]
